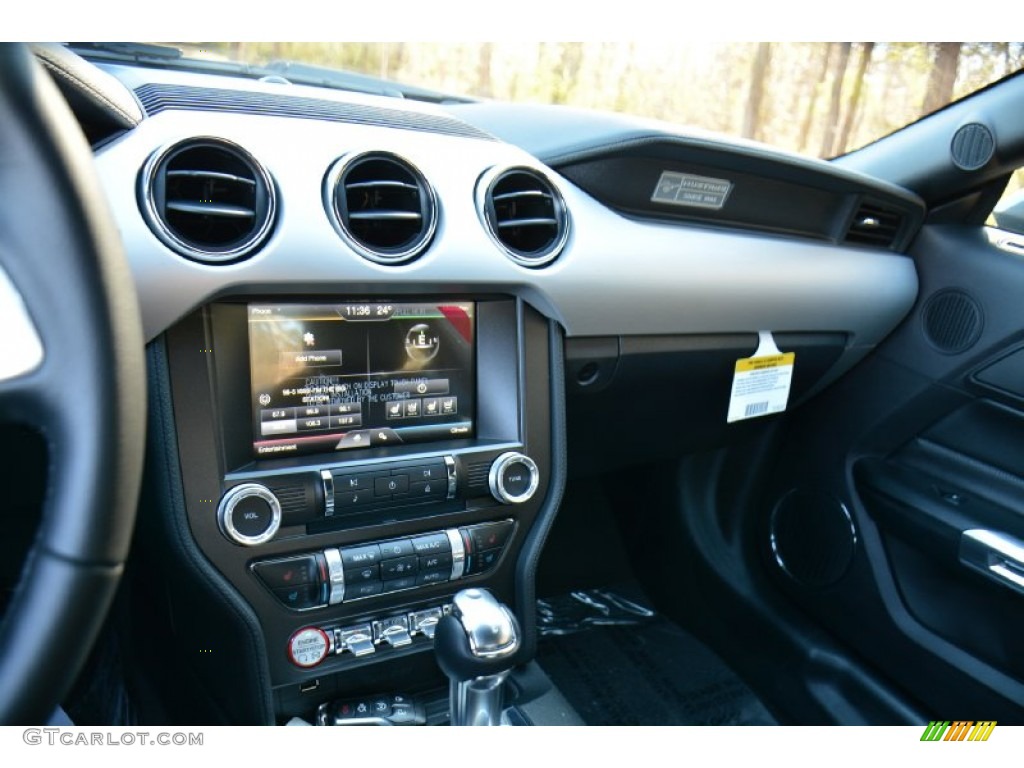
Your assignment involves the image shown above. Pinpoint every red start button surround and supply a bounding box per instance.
[287,626,330,668]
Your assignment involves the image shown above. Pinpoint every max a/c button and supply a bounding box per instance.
[411,533,450,555]
[340,544,381,567]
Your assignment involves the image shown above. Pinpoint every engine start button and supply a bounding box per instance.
[288,626,330,668]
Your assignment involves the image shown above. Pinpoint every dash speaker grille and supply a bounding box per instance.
[951,123,995,171]
[770,489,856,588]
[922,289,983,354]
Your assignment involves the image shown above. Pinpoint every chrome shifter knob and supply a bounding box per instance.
[452,588,519,658]
[435,588,520,726]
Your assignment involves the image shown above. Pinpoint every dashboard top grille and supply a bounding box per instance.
[135,83,495,141]
[325,152,437,264]
[139,137,276,263]
[479,167,569,267]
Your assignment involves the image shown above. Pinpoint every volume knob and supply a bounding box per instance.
[217,483,282,546]
[488,452,539,505]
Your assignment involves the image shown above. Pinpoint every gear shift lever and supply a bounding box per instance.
[434,588,520,726]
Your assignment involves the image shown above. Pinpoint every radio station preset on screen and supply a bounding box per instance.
[248,302,476,457]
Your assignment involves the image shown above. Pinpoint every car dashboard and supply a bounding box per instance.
[53,50,928,724]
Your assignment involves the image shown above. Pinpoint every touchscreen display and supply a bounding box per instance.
[249,302,475,457]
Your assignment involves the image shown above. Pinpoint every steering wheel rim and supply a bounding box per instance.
[0,44,145,724]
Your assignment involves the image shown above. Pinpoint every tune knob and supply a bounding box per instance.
[488,452,539,505]
[217,483,282,546]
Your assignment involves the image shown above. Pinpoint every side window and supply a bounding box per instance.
[988,168,1024,235]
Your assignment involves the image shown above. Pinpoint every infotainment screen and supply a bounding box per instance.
[248,302,475,457]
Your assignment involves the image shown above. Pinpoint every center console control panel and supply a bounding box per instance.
[324,457,454,516]
[164,300,557,716]
[252,519,515,611]
[317,693,428,726]
[217,451,539,548]
[287,602,453,669]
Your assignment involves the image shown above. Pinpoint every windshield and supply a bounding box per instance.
[92,42,1024,159]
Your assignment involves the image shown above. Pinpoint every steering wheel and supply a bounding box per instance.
[0,44,146,724]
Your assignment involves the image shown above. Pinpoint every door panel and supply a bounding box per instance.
[755,223,1024,721]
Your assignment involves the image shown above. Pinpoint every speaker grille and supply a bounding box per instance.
[770,489,856,588]
[951,123,994,171]
[923,289,983,354]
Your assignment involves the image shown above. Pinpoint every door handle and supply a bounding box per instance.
[960,529,1024,596]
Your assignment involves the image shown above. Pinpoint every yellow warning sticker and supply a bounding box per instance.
[727,332,795,423]
[734,353,795,373]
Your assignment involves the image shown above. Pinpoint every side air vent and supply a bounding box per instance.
[479,167,569,268]
[325,152,437,264]
[139,138,275,263]
[843,201,904,250]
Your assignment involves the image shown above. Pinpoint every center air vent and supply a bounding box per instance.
[325,152,437,264]
[843,201,904,250]
[479,167,569,267]
[139,138,275,263]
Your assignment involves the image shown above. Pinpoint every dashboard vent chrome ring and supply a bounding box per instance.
[139,137,276,264]
[478,167,570,268]
[324,152,437,265]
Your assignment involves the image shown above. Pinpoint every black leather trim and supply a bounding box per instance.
[513,321,567,662]
[31,43,142,129]
[144,339,275,724]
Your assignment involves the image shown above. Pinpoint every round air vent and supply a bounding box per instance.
[139,137,276,263]
[922,289,984,354]
[478,167,569,268]
[770,489,857,589]
[950,123,995,171]
[324,152,437,264]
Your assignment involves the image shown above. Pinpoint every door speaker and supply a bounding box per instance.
[770,488,856,588]
[922,289,983,354]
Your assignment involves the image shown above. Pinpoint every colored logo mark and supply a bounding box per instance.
[920,721,996,742]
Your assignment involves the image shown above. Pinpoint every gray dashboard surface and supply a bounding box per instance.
[90,66,919,388]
